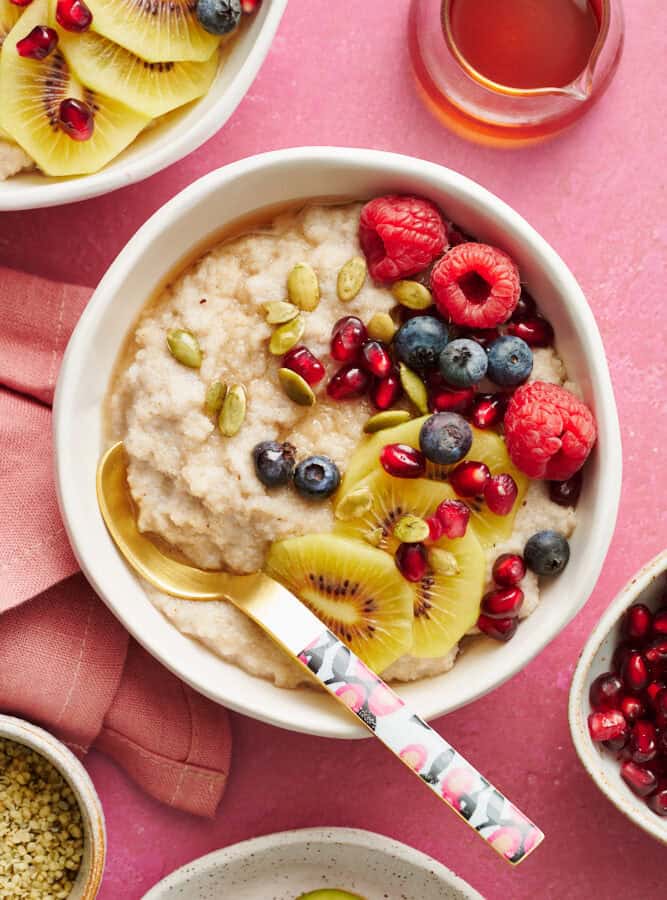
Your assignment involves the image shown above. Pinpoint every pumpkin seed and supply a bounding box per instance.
[364,526,385,547]
[278,367,316,406]
[367,312,397,343]
[337,256,367,302]
[392,280,433,310]
[287,263,320,311]
[335,487,373,521]
[430,548,460,576]
[219,383,246,436]
[269,314,305,355]
[166,329,202,368]
[205,380,227,416]
[393,514,430,544]
[264,300,300,325]
[399,363,429,414]
[363,409,412,434]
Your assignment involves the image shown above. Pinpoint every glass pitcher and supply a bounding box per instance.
[408,0,625,146]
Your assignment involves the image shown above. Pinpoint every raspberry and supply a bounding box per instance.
[359,195,447,283]
[431,242,520,328]
[504,382,597,480]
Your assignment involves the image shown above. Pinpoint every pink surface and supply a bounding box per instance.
[1,0,665,896]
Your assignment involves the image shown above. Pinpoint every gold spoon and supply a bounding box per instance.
[97,441,543,864]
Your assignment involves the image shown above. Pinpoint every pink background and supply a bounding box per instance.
[1,1,665,896]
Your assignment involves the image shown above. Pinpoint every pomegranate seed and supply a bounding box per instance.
[326,364,369,400]
[467,328,498,347]
[589,673,624,711]
[484,473,518,516]
[425,515,443,543]
[360,340,392,378]
[653,687,667,719]
[55,0,92,31]
[630,720,657,763]
[620,695,646,723]
[449,460,490,497]
[652,609,667,637]
[435,499,470,538]
[658,730,667,757]
[492,554,525,587]
[282,346,325,386]
[331,316,367,363]
[429,386,474,413]
[16,25,57,58]
[481,586,523,619]
[58,99,94,141]
[645,639,667,671]
[380,443,426,479]
[512,289,537,320]
[507,316,554,347]
[241,0,261,11]
[622,651,650,692]
[395,542,428,582]
[548,472,583,507]
[471,393,506,429]
[370,370,402,410]
[612,640,638,675]
[646,681,666,708]
[587,709,627,743]
[623,603,653,641]
[647,786,667,816]
[477,614,518,642]
[620,760,658,798]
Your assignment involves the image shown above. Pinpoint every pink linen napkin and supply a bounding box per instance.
[0,266,232,817]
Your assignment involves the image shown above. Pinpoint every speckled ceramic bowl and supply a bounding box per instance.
[0,715,106,898]
[569,549,667,845]
[142,827,483,899]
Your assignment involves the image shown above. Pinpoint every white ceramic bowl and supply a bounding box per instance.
[54,147,622,740]
[142,827,483,899]
[0,714,106,898]
[569,549,667,845]
[0,0,287,211]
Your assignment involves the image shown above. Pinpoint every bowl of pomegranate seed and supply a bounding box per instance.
[569,549,667,843]
[55,147,621,739]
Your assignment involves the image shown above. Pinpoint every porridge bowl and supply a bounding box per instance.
[54,147,621,739]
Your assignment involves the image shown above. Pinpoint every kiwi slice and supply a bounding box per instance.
[85,0,220,63]
[57,27,219,118]
[338,416,528,548]
[266,534,414,674]
[0,0,22,48]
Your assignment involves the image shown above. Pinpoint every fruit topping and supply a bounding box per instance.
[448,460,490,497]
[282,346,325,386]
[252,440,296,488]
[621,695,646,723]
[58,98,94,141]
[435,499,470,539]
[395,542,429,582]
[647,788,667,817]
[438,337,488,388]
[294,455,340,500]
[359,195,447,283]
[477,614,518,642]
[523,530,570,576]
[512,288,537,320]
[331,315,367,362]
[16,24,57,59]
[587,709,628,744]
[492,554,525,587]
[56,0,92,32]
[653,609,667,637]
[630,720,657,764]
[429,384,475,414]
[622,651,649,693]
[391,279,433,310]
[481,586,523,619]
[471,393,506,429]
[431,242,520,328]
[425,515,444,542]
[380,443,426,479]
[419,412,472,465]
[507,316,554,347]
[326,364,370,401]
[360,340,392,378]
[623,603,653,641]
[486,335,533,386]
[588,672,623,711]
[337,256,367,302]
[369,370,402,410]
[548,471,583,507]
[241,0,260,11]
[195,0,241,35]
[620,760,657,798]
[504,381,597,480]
[484,473,518,516]
[394,315,449,372]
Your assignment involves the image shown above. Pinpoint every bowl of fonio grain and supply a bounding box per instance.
[0,715,105,899]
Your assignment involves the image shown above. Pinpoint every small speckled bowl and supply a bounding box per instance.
[569,549,667,844]
[0,715,106,898]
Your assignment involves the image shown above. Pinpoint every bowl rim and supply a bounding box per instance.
[568,548,667,844]
[142,826,484,899]
[0,0,288,211]
[54,146,622,739]
[0,713,106,898]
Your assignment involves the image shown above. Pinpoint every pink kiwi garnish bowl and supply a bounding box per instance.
[54,147,621,739]
[569,549,667,845]
[0,0,288,210]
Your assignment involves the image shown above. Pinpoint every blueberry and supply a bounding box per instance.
[394,316,449,372]
[524,530,570,576]
[419,412,472,465]
[196,0,241,35]
[439,338,488,388]
[252,441,295,488]
[294,455,341,499]
[487,335,533,386]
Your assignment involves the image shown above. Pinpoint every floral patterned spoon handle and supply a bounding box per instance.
[234,576,544,865]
